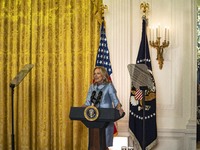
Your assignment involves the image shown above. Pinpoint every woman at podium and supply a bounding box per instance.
[83,66,124,149]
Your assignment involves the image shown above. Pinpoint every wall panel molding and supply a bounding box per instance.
[103,0,131,121]
[103,0,196,149]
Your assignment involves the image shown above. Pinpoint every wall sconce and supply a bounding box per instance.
[149,26,170,69]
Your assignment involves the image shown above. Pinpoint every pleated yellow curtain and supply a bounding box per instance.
[0,0,102,149]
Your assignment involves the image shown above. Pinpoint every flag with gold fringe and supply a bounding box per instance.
[129,17,157,150]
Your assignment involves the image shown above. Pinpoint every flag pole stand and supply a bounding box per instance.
[140,86,148,150]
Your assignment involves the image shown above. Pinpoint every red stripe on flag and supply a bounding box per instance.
[135,89,143,100]
[113,123,118,136]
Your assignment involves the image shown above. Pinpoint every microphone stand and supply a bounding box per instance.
[140,86,148,150]
[10,84,15,150]
[9,64,34,150]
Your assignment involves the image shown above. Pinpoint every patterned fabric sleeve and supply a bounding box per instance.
[108,83,120,107]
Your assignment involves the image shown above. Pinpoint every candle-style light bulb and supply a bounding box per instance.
[167,28,169,41]
[156,27,158,38]
[152,28,154,41]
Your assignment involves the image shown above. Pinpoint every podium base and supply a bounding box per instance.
[89,128,106,150]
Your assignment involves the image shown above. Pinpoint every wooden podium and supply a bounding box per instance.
[69,107,125,150]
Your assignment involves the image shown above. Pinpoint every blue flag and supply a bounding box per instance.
[129,18,157,149]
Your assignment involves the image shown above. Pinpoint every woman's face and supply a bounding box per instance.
[93,68,104,84]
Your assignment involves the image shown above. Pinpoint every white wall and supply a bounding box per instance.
[103,0,197,149]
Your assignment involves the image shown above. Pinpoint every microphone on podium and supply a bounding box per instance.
[90,91,96,104]
[94,91,103,105]
[97,91,102,101]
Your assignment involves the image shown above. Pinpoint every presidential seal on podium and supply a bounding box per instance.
[84,106,99,121]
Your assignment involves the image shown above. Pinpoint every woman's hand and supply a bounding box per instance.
[118,107,124,116]
[116,103,124,116]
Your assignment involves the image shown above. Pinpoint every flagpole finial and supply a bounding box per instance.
[93,1,108,24]
[100,4,108,19]
[140,2,149,18]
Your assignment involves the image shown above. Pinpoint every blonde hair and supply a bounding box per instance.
[93,66,110,83]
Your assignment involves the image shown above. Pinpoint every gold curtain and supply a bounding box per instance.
[0,0,102,149]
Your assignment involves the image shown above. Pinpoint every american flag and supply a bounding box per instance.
[95,21,118,135]
[95,22,112,76]
[135,89,143,100]
[129,18,157,149]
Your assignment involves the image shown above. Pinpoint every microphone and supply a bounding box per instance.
[94,91,103,105]
[90,91,96,104]
[97,91,102,100]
